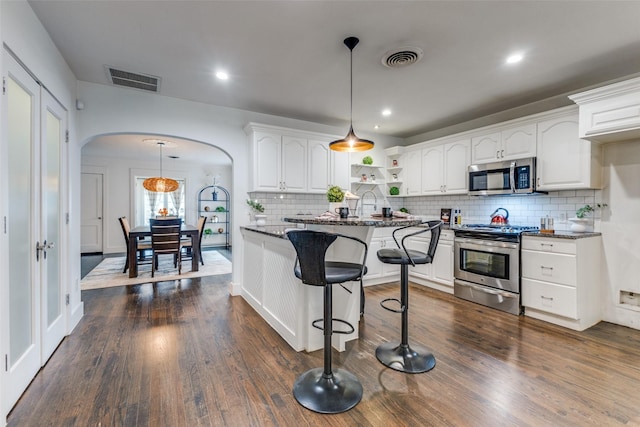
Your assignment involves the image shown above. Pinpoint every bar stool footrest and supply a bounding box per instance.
[380,297,405,313]
[312,318,355,335]
[375,341,436,374]
[293,367,363,414]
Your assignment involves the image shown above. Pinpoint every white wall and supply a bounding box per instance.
[600,139,640,329]
[82,154,232,254]
[76,81,403,291]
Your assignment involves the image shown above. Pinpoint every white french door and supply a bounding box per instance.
[2,51,67,413]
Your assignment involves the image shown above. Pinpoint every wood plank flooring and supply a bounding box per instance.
[7,275,640,426]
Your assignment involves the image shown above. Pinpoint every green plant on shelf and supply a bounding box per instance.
[362,155,373,165]
[389,186,400,196]
[215,206,227,212]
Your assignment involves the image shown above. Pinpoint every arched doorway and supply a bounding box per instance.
[80,133,233,272]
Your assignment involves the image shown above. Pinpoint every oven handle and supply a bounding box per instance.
[455,237,519,250]
[455,280,518,298]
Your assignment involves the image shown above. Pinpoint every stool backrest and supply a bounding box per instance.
[287,230,338,287]
[425,220,442,260]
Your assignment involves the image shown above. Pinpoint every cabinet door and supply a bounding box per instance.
[471,132,501,163]
[254,132,282,191]
[536,115,595,190]
[330,150,351,190]
[501,123,536,160]
[432,239,454,284]
[443,139,470,194]
[421,145,444,195]
[281,136,307,192]
[404,149,422,196]
[365,238,383,279]
[307,139,330,193]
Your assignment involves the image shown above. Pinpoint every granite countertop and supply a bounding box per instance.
[241,224,292,239]
[282,215,423,227]
[521,230,602,239]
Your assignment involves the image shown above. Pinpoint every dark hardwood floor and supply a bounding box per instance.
[7,274,640,426]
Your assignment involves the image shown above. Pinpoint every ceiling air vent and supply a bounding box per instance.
[105,66,161,92]
[381,47,424,68]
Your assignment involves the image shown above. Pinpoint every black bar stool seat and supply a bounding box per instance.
[287,230,368,414]
[375,220,443,374]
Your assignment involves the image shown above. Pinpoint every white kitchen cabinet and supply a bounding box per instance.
[521,235,601,331]
[421,139,470,195]
[407,230,454,294]
[246,123,338,193]
[471,123,536,164]
[282,136,307,192]
[330,150,351,190]
[569,75,640,143]
[403,148,422,196]
[307,139,330,193]
[363,228,400,286]
[536,111,602,190]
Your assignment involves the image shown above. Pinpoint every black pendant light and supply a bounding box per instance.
[329,37,374,152]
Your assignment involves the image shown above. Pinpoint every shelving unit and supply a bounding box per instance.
[197,185,231,248]
[385,146,404,197]
[350,163,386,195]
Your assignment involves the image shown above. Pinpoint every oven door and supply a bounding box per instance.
[454,237,520,293]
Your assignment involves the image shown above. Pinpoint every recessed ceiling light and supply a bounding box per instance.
[374,125,380,129]
[506,53,523,64]
[382,109,392,116]
[215,71,229,80]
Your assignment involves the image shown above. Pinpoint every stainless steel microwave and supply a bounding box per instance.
[468,157,537,195]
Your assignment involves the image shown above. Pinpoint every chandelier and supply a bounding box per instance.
[143,141,179,192]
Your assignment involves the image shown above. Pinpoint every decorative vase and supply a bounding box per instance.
[255,214,267,226]
[328,202,343,215]
[569,218,589,232]
[212,190,218,201]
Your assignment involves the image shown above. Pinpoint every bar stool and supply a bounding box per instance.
[286,230,368,414]
[376,220,443,373]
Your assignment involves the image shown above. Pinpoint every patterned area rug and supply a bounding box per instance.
[81,251,232,290]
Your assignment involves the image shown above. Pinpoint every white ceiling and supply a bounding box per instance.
[30,0,640,142]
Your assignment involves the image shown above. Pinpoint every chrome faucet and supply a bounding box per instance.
[359,190,377,217]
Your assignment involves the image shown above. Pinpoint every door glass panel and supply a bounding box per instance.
[8,76,34,363]
[45,109,61,325]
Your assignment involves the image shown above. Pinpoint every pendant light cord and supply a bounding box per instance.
[349,45,353,126]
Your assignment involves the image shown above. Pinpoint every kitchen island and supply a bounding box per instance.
[240,216,422,353]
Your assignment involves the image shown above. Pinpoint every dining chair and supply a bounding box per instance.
[181,216,207,266]
[118,216,152,273]
[149,218,183,277]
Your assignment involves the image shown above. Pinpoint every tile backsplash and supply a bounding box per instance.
[248,189,603,231]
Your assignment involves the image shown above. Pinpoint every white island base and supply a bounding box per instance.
[241,227,367,352]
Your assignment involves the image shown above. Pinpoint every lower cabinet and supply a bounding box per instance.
[363,228,454,293]
[363,228,400,285]
[407,230,454,294]
[521,235,602,331]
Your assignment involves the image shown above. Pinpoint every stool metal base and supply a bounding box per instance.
[376,342,436,373]
[293,367,363,414]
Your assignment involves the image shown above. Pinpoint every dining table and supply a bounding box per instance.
[127,224,200,278]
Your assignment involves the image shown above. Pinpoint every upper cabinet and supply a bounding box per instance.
[471,123,536,164]
[569,76,640,144]
[536,110,602,191]
[421,139,470,195]
[245,123,340,194]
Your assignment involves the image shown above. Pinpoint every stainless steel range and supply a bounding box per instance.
[453,224,538,315]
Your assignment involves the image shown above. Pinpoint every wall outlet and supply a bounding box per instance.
[559,212,567,222]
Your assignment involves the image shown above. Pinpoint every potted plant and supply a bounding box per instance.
[246,199,267,226]
[327,185,345,213]
[570,203,607,232]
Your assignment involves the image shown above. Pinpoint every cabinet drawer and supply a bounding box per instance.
[522,237,576,255]
[522,279,578,319]
[521,251,576,286]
